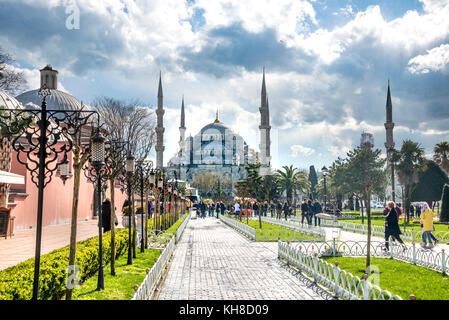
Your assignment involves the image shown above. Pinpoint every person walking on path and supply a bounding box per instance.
[209,202,215,217]
[410,204,415,219]
[253,202,259,218]
[270,201,275,218]
[301,200,308,225]
[234,201,241,219]
[101,199,112,233]
[200,201,207,219]
[384,201,406,254]
[215,201,220,218]
[313,200,322,226]
[283,202,289,221]
[307,199,314,225]
[276,201,282,220]
[262,202,268,217]
[420,202,438,248]
[220,202,225,216]
[416,204,421,219]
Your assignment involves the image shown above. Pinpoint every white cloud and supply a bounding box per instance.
[290,144,315,157]
[408,44,449,74]
[193,0,317,40]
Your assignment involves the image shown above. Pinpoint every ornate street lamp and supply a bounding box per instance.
[322,166,329,213]
[126,153,135,265]
[87,128,106,290]
[0,84,98,299]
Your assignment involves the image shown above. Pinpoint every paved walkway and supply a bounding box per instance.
[0,219,124,270]
[155,217,322,300]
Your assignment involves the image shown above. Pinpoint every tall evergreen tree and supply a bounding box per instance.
[308,165,318,200]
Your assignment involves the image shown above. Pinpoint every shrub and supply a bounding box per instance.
[0,228,129,300]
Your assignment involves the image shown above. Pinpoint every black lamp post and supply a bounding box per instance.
[90,128,106,290]
[126,153,135,265]
[0,85,98,300]
[322,166,328,213]
[136,159,153,253]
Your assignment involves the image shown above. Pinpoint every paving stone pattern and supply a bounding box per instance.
[156,217,322,300]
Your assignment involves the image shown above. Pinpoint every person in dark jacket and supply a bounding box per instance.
[220,202,225,216]
[102,199,118,233]
[283,202,289,221]
[384,201,406,253]
[253,202,259,217]
[200,201,207,218]
[215,201,220,218]
[270,201,275,218]
[307,199,313,225]
[276,201,282,219]
[409,204,415,218]
[301,200,308,224]
[313,201,322,226]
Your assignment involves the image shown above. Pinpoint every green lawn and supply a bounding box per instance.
[72,247,161,300]
[232,218,322,242]
[322,257,449,300]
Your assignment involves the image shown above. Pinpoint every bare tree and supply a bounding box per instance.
[0,47,27,95]
[93,97,156,264]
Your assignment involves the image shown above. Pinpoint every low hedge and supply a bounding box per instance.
[0,228,129,300]
[0,212,188,300]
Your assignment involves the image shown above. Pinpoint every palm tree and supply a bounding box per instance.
[434,141,449,174]
[276,165,309,205]
[392,140,426,222]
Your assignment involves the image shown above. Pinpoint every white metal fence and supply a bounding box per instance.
[290,240,449,275]
[219,215,325,242]
[261,216,326,239]
[132,213,191,300]
[278,241,403,300]
[319,219,449,243]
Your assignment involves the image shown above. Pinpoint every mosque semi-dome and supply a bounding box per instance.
[0,89,24,109]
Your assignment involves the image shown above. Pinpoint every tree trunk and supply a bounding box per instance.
[365,190,372,273]
[109,178,116,275]
[65,161,81,300]
[0,139,12,208]
[360,197,364,224]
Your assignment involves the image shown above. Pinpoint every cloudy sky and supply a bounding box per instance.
[1,0,448,171]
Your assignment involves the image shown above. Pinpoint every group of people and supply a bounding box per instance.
[382,201,438,254]
[193,201,227,218]
[300,199,323,226]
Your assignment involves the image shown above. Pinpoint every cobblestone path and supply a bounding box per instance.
[155,217,322,300]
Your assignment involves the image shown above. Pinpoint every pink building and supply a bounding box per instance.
[1,65,128,231]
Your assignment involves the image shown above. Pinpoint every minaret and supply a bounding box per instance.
[384,80,395,154]
[179,95,186,143]
[155,71,165,169]
[384,80,396,202]
[259,67,271,173]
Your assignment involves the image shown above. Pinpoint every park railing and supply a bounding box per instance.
[289,240,449,275]
[220,215,325,242]
[319,219,449,243]
[261,216,326,240]
[278,241,403,300]
[132,212,191,300]
[220,215,257,240]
